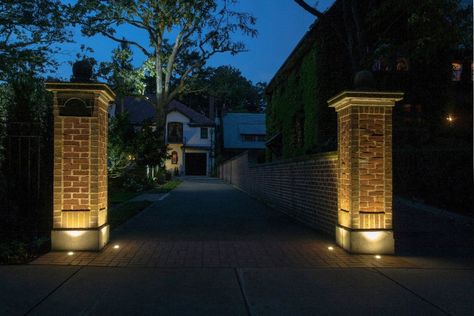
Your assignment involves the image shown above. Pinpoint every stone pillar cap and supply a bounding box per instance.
[45,82,116,103]
[328,90,404,112]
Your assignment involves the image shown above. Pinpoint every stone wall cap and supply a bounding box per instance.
[45,82,116,102]
[328,90,404,108]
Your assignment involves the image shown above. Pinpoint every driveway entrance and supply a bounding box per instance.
[34,177,412,268]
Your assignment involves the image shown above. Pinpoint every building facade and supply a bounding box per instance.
[221,113,266,161]
[165,101,215,176]
[123,97,215,176]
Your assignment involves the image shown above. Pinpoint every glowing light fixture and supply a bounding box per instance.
[113,244,120,249]
[362,231,384,242]
[446,114,454,124]
[328,246,334,251]
[67,251,74,256]
[375,255,381,259]
[66,230,86,238]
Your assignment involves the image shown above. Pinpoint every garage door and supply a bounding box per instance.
[185,153,207,176]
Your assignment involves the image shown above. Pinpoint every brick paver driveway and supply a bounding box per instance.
[33,177,414,268]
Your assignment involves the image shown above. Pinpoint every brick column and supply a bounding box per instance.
[328,91,403,254]
[46,83,115,251]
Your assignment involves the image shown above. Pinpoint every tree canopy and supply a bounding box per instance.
[294,0,472,73]
[181,65,266,115]
[72,0,257,126]
[0,0,71,80]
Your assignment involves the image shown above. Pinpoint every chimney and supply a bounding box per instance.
[209,96,215,121]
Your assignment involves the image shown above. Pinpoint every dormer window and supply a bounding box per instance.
[168,122,183,143]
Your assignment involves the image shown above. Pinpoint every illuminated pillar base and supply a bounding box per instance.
[335,225,394,254]
[51,225,109,251]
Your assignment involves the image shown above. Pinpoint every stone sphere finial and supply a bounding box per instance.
[353,70,376,91]
[71,59,93,83]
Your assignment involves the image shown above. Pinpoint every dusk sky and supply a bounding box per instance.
[54,0,335,84]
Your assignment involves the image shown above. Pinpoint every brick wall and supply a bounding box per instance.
[219,151,338,236]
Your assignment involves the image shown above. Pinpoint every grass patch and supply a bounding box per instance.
[109,189,142,204]
[109,201,152,229]
[149,179,182,193]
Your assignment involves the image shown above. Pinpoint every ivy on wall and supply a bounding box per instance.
[266,12,351,160]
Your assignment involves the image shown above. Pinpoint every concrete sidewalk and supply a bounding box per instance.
[1,265,473,315]
[2,177,473,315]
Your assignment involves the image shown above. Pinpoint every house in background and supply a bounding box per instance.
[220,113,266,161]
[123,97,215,176]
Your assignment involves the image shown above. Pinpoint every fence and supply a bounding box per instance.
[1,122,52,237]
[219,151,338,236]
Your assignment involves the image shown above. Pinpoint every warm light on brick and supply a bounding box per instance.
[329,91,403,254]
[46,83,115,251]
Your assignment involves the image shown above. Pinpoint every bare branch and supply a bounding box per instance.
[100,31,152,57]
[294,0,325,19]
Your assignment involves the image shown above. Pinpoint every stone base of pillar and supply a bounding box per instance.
[335,225,394,254]
[51,225,109,251]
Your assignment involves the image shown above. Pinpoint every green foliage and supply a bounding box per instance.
[268,0,471,160]
[134,119,168,168]
[0,0,71,79]
[267,38,348,159]
[108,114,168,187]
[182,65,266,114]
[149,179,182,193]
[108,113,136,179]
[98,42,146,111]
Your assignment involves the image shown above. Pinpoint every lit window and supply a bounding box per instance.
[452,62,462,81]
[200,127,208,139]
[171,151,178,164]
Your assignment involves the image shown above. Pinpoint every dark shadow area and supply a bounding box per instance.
[394,198,473,257]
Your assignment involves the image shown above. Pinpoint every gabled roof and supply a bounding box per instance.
[122,96,214,126]
[167,100,214,126]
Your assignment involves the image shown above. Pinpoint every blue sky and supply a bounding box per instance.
[53,0,335,84]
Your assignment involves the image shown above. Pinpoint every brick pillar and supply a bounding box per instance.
[46,83,115,251]
[328,91,403,254]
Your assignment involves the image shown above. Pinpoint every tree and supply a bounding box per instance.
[98,42,146,113]
[72,0,257,128]
[294,0,472,73]
[133,119,168,169]
[108,112,136,179]
[181,65,266,114]
[0,0,71,80]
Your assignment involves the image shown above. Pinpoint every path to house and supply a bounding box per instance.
[2,177,473,315]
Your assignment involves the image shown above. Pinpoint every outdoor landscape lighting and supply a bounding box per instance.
[328,246,334,251]
[66,230,86,238]
[446,114,454,124]
[114,245,120,249]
